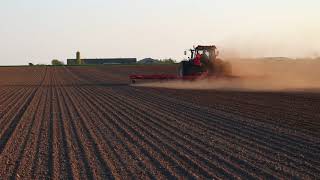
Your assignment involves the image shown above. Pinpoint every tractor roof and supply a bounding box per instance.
[195,45,217,51]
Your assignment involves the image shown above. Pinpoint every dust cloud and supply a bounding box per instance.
[135,59,320,92]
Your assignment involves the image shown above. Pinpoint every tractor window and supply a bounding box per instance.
[198,50,209,57]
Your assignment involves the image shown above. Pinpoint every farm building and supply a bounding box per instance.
[67,58,137,65]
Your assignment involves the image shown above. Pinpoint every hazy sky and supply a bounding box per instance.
[1,0,320,65]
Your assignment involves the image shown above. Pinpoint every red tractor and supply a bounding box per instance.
[129,45,232,83]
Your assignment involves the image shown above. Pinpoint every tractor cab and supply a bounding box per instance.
[180,45,219,77]
[186,45,218,63]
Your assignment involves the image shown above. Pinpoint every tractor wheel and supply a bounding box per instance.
[178,66,183,77]
[178,61,188,77]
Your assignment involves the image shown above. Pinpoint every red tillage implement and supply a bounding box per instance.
[129,72,209,83]
[129,74,178,80]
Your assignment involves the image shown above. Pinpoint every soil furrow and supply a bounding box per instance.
[10,89,45,179]
[60,86,114,179]
[69,87,161,179]
[80,87,227,179]
[51,84,74,179]
[0,88,33,130]
[74,87,185,179]
[0,88,37,154]
[128,88,320,155]
[0,88,26,121]
[92,87,274,178]
[113,87,319,177]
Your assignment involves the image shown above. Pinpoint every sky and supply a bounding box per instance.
[0,0,320,65]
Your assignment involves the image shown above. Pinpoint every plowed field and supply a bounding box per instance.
[0,66,319,179]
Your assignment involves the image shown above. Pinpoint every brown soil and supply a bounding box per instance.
[0,65,319,179]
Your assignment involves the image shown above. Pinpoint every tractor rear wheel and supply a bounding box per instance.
[178,61,188,77]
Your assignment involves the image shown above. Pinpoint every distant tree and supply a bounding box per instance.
[138,58,160,64]
[51,59,64,66]
[160,58,176,64]
[28,63,34,66]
